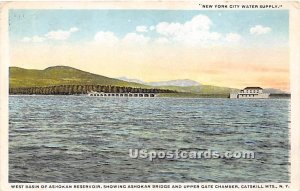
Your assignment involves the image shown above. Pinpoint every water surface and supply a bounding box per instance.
[9,96,290,182]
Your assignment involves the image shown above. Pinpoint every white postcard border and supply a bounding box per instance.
[1,1,299,191]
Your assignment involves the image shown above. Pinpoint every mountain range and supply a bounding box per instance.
[10,66,148,89]
[9,66,286,95]
[117,77,201,87]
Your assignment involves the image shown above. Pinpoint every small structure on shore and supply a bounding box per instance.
[230,87,270,99]
[88,91,156,98]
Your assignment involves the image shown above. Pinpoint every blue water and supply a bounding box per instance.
[9,96,290,183]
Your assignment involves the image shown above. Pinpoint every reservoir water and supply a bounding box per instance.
[9,96,290,182]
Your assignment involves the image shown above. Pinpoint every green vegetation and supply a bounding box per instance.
[10,85,175,95]
[157,92,230,98]
[9,66,238,97]
[156,85,238,95]
[269,94,291,99]
[10,66,149,88]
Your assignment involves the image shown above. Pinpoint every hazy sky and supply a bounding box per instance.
[9,10,289,90]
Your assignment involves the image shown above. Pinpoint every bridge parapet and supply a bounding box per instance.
[88,92,156,98]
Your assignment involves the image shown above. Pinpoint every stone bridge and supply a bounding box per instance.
[88,92,156,98]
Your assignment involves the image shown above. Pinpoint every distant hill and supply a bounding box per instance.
[155,85,239,94]
[10,66,148,88]
[10,66,239,94]
[149,79,201,87]
[116,77,145,85]
[117,77,201,87]
[116,76,237,94]
[264,88,288,94]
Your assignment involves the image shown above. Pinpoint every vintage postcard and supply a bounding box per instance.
[0,0,300,190]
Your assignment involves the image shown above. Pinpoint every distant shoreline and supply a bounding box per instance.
[9,93,291,99]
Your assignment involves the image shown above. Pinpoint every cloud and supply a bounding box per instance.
[156,22,182,37]
[32,36,46,43]
[149,26,155,31]
[94,31,119,45]
[21,37,31,43]
[250,25,271,35]
[22,27,79,43]
[225,33,241,42]
[70,27,79,33]
[20,14,243,47]
[45,27,79,40]
[136,25,148,33]
[154,14,221,45]
[94,32,149,46]
[90,14,240,47]
[156,15,212,36]
[22,36,45,43]
[122,33,150,44]
[154,37,170,45]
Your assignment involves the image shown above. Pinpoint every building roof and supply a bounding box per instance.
[243,87,263,90]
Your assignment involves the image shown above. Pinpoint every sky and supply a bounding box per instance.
[9,10,289,91]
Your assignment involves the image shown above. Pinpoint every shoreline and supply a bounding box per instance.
[9,93,291,99]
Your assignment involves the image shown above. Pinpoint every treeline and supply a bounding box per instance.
[269,93,291,99]
[9,85,177,95]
